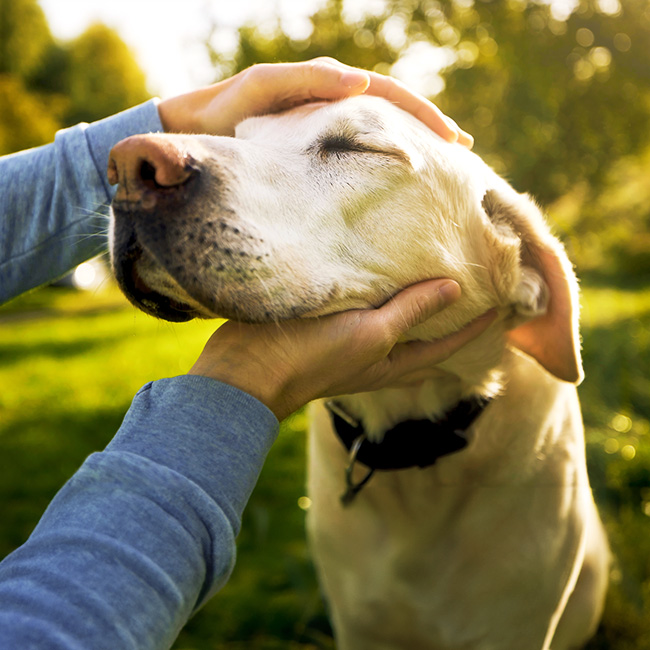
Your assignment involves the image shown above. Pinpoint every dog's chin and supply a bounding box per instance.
[115,258,333,324]
[113,259,202,322]
[112,233,338,323]
[132,293,200,323]
[125,288,325,324]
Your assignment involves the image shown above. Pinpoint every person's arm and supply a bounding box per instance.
[0,100,163,304]
[0,375,278,650]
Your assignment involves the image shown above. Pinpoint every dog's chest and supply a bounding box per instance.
[306,355,588,647]
[306,445,579,648]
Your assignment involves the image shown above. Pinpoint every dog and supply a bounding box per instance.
[108,95,610,649]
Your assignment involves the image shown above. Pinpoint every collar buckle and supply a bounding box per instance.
[341,434,376,506]
[325,400,359,428]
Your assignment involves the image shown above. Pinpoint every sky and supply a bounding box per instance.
[38,0,324,98]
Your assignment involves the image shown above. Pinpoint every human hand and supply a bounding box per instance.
[158,57,473,147]
[187,280,496,420]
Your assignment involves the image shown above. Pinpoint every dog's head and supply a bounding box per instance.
[109,95,581,383]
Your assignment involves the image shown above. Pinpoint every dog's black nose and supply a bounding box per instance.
[108,135,198,206]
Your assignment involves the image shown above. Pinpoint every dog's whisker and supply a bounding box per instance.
[57,232,110,246]
[74,205,112,221]
[458,261,488,271]
[61,233,108,248]
[442,250,489,273]
[388,296,410,331]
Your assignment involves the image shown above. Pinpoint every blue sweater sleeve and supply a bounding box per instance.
[0,100,163,304]
[0,375,280,650]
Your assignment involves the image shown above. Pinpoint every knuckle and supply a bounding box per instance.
[307,58,329,78]
[306,57,341,80]
[398,292,439,332]
[312,55,336,66]
[412,292,437,319]
[437,338,455,362]
[246,63,271,84]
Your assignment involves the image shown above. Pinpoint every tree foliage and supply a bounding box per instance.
[0,0,53,78]
[0,0,149,155]
[0,75,60,153]
[208,0,650,272]
[64,24,150,125]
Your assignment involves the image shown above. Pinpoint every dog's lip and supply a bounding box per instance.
[114,244,200,322]
[131,267,198,322]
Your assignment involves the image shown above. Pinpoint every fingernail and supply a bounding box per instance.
[438,280,461,303]
[340,71,370,89]
[443,116,460,142]
[459,129,474,149]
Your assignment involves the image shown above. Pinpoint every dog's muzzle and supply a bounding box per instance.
[108,134,208,321]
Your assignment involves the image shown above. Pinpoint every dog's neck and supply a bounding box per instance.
[332,324,508,443]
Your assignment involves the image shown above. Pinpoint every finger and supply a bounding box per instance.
[273,58,457,142]
[387,309,498,376]
[249,59,370,108]
[361,71,459,142]
[303,58,370,98]
[441,116,475,150]
[457,129,474,149]
[307,57,371,92]
[369,279,462,339]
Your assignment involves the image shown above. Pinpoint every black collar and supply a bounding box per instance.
[326,397,491,504]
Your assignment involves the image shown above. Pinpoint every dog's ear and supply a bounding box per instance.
[482,189,583,384]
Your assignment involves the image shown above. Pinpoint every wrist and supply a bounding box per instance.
[158,91,204,134]
[157,84,218,134]
[187,356,296,421]
[157,75,240,135]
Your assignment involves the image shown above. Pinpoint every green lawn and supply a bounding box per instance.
[1,277,649,649]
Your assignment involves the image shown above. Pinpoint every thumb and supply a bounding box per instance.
[377,279,462,337]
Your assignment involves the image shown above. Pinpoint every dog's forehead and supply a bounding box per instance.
[231,95,486,195]
[235,96,422,147]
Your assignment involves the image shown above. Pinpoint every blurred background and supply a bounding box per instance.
[1,0,649,647]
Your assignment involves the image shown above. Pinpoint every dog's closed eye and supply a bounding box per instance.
[319,134,372,158]
[317,134,411,166]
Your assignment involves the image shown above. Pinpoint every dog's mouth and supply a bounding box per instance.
[117,250,200,322]
[111,225,213,322]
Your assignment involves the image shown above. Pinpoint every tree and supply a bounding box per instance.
[0,3,150,155]
[207,0,401,81]
[64,24,150,125]
[0,0,59,154]
[0,0,53,78]
[0,75,60,153]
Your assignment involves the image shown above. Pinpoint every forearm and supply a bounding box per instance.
[0,100,163,304]
[0,376,279,650]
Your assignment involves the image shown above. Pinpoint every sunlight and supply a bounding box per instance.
[39,0,326,97]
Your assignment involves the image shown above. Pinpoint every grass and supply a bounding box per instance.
[578,279,650,650]
[1,277,650,648]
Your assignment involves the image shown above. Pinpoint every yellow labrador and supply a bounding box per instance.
[109,95,609,649]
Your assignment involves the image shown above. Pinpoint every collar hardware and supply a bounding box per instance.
[341,434,376,506]
[325,400,360,428]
